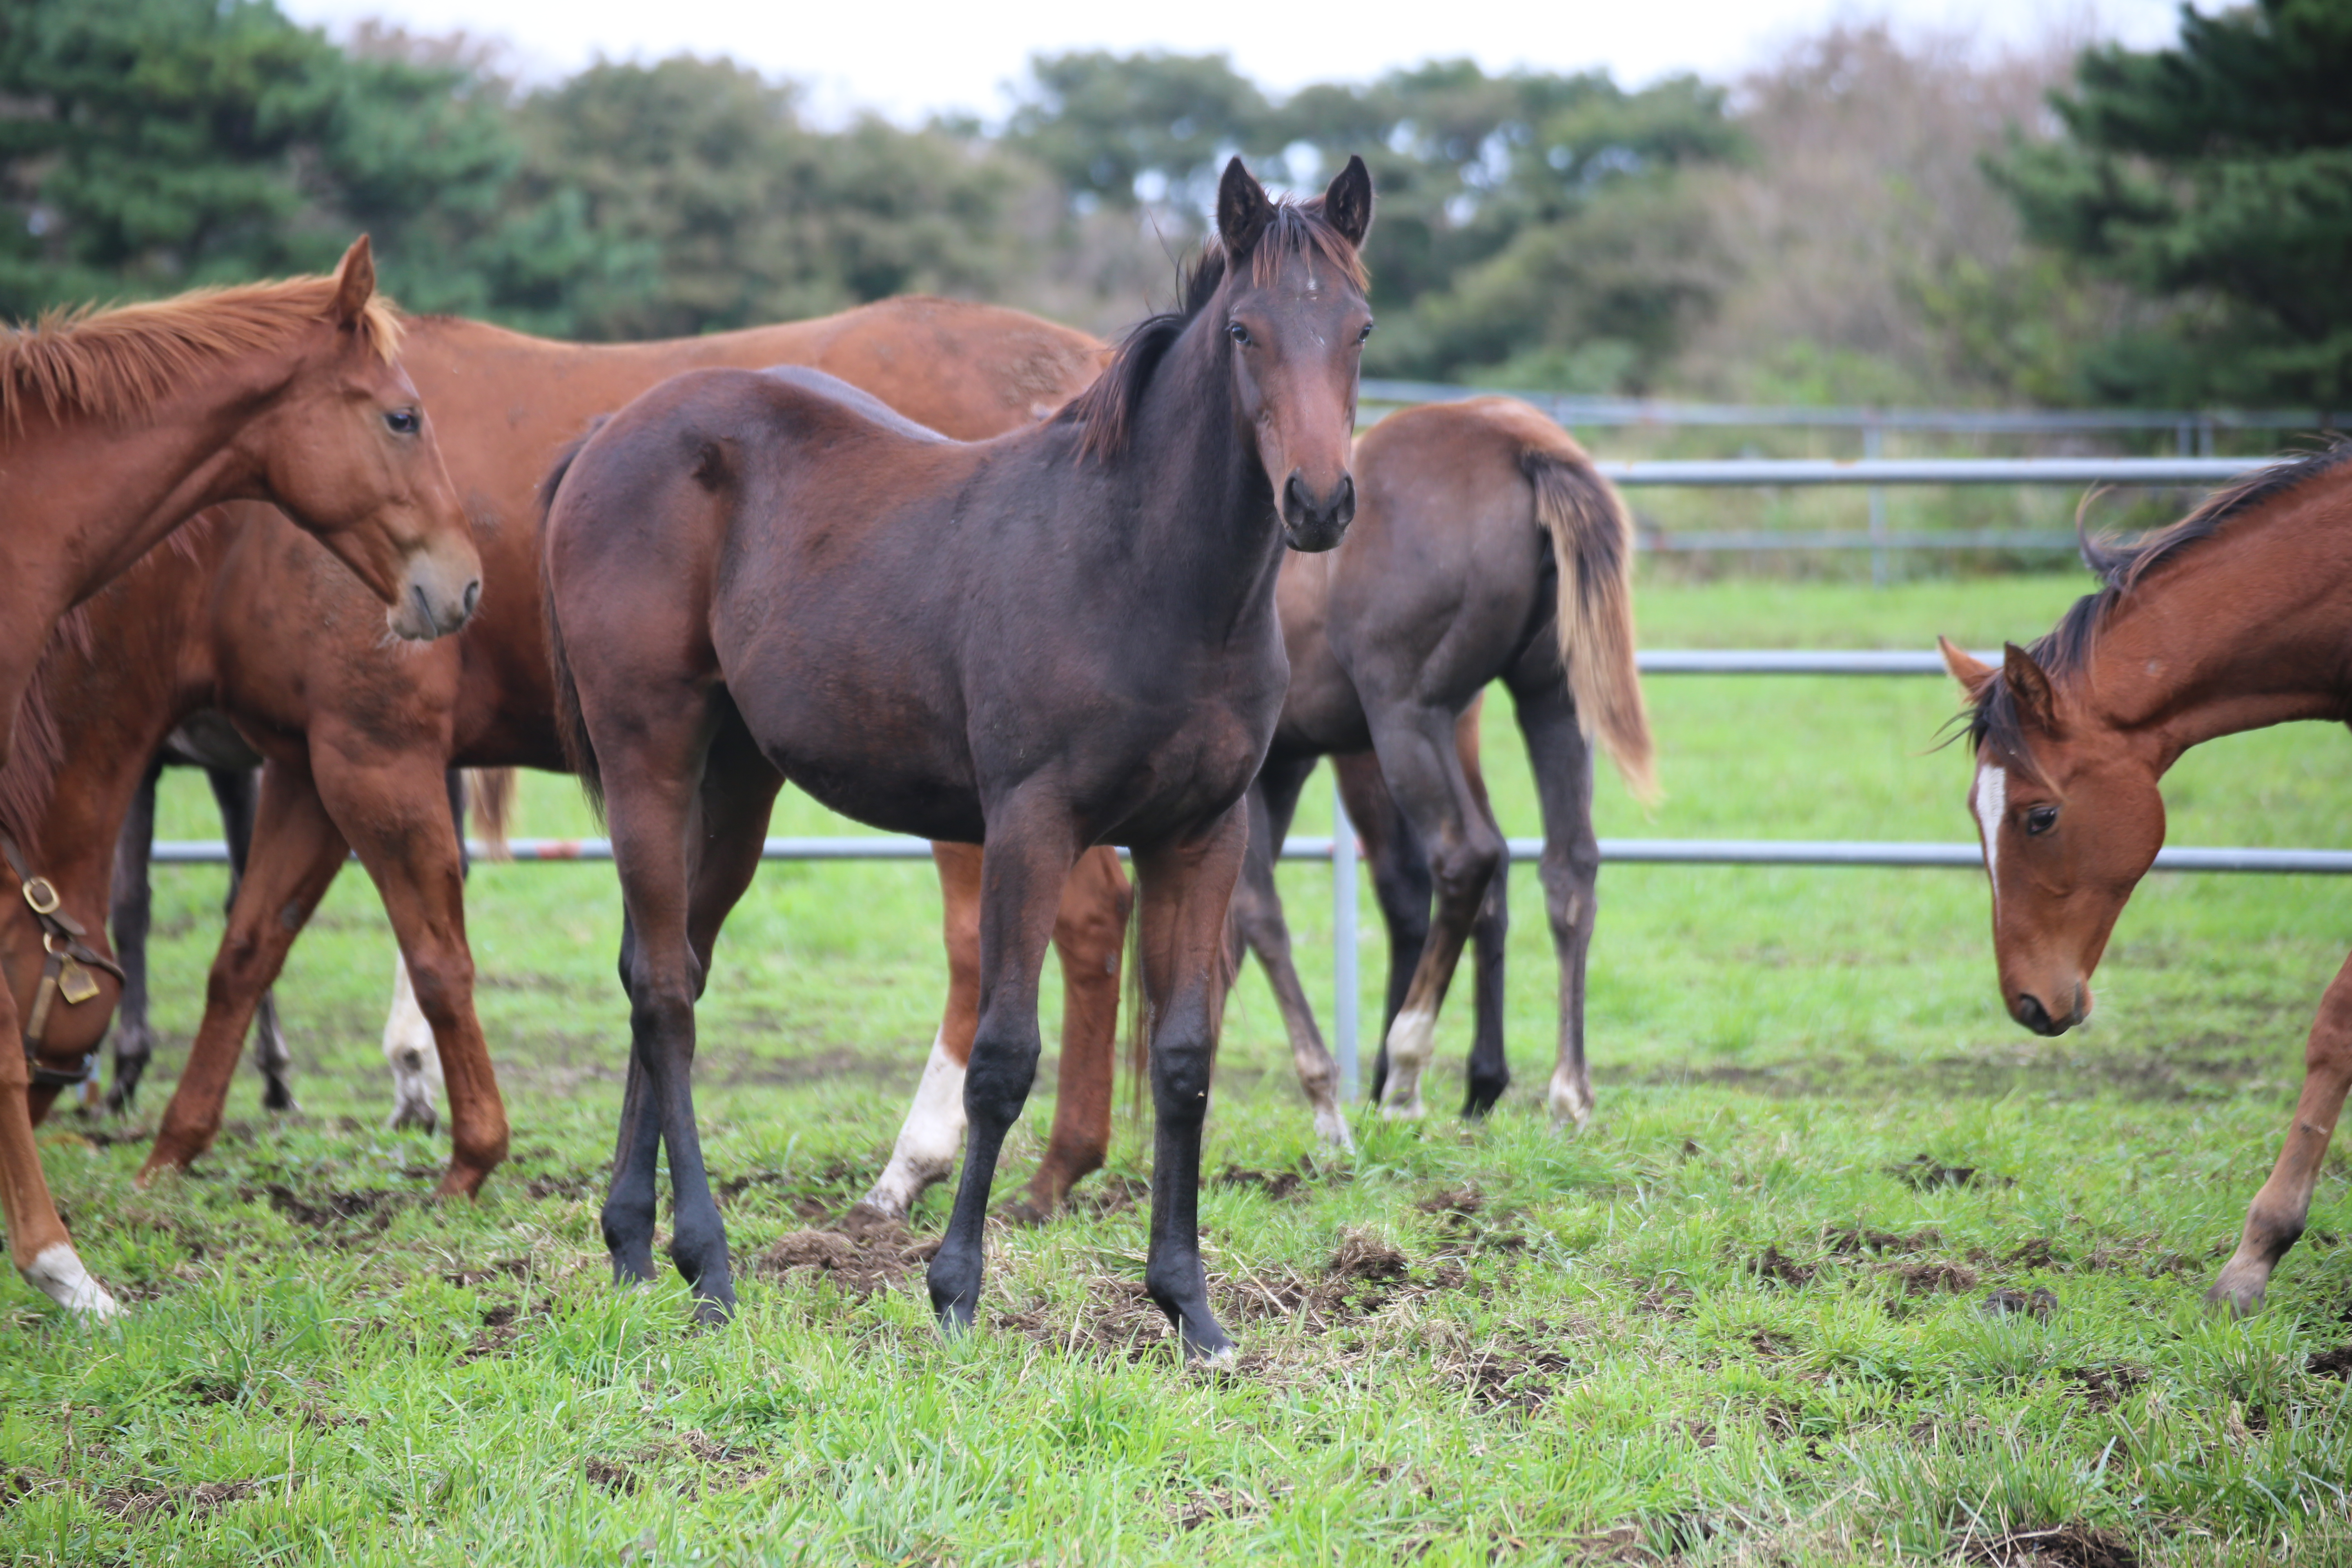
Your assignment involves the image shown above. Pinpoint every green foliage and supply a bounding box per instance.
[1989,0,2352,404]
[494,58,1039,340]
[0,0,516,317]
[1004,51,1745,390]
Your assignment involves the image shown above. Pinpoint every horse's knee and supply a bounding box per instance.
[401,945,476,1029]
[1431,831,1503,911]
[1540,844,1600,935]
[1151,1028,1214,1124]
[964,1023,1039,1127]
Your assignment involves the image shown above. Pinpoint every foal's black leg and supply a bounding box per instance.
[1334,753,1428,1110]
[602,911,664,1285]
[105,756,168,1114]
[205,764,298,1113]
[1227,757,1350,1147]
[927,802,1074,1334]
[1460,745,1513,1118]
[1132,807,1249,1362]
[1506,668,1601,1127]
[1360,705,1506,1118]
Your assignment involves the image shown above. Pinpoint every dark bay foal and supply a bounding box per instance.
[543,158,1375,1357]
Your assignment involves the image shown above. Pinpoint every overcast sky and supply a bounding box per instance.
[279,0,2187,125]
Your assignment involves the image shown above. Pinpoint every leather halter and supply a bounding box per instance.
[2,831,127,1089]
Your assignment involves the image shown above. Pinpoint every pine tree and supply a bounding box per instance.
[1991,0,2352,405]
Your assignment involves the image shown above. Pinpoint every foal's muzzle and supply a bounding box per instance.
[2010,983,2087,1037]
[1281,471,1356,552]
[389,550,484,641]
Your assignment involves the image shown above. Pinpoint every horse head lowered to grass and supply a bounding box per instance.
[543,156,1374,1358]
[1942,439,2352,1314]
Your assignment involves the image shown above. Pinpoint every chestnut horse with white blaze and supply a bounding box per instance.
[544,158,1375,1357]
[1940,439,2352,1315]
[0,238,479,1315]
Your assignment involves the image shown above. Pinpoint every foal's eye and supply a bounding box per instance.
[1357,321,1375,343]
[1227,323,1251,345]
[384,408,420,436]
[2024,804,2059,836]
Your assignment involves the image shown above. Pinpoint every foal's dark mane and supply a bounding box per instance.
[1963,437,2352,768]
[1064,198,1368,461]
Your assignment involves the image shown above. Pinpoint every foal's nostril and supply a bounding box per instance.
[2013,993,2058,1036]
[410,582,433,627]
[462,579,482,619]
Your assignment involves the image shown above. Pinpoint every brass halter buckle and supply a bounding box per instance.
[21,876,60,917]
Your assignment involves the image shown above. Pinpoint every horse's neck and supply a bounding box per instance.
[2090,488,2352,768]
[1118,321,1282,619]
[7,356,290,614]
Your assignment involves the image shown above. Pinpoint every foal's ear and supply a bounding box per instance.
[1218,158,1275,259]
[1321,154,1373,248]
[330,235,376,328]
[2002,642,2063,734]
[1938,636,1996,699]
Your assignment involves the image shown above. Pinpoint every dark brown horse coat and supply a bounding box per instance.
[543,158,1376,1356]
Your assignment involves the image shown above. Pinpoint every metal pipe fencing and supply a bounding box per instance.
[1359,380,2336,438]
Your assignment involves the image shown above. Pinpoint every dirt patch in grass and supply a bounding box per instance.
[584,1456,639,1495]
[1748,1244,1817,1288]
[256,1183,408,1234]
[753,1213,938,1297]
[2062,1365,2147,1412]
[96,1477,276,1523]
[1958,1521,2138,1568]
[1443,1331,1579,1412]
[1887,1154,2013,1190]
[445,1257,533,1287]
[1884,1258,1981,1296]
[1981,1287,2061,1321]
[2306,1345,2352,1379]
[1828,1224,1942,1256]
[1170,1483,1267,1532]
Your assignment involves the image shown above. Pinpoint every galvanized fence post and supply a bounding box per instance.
[1865,416,1887,588]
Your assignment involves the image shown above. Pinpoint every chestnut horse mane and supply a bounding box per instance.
[0,510,226,850]
[1064,196,1368,462]
[1962,435,2352,768]
[1,275,403,430]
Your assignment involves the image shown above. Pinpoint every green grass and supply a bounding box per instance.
[9,571,2352,1564]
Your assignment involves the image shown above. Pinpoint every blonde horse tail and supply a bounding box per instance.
[1524,434,1656,804]
[464,768,517,861]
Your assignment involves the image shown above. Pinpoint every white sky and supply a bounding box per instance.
[280,0,2186,125]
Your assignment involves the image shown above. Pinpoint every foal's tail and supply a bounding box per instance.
[1524,434,1656,804]
[540,428,606,822]
[463,769,517,860]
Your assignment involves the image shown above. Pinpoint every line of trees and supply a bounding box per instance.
[3,0,2343,404]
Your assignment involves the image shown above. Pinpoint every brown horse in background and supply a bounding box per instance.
[11,295,1105,1203]
[861,397,1650,1222]
[544,158,1375,1356]
[1941,440,2352,1315]
[0,238,479,1316]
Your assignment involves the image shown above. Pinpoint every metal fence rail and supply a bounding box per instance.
[1359,379,2335,437]
[147,639,2352,1100]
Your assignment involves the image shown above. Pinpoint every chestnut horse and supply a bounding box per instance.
[2,296,1110,1204]
[543,158,1374,1356]
[0,238,479,1315]
[858,397,1650,1220]
[1940,439,2351,1315]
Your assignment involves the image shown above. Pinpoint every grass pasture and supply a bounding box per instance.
[9,572,2352,1565]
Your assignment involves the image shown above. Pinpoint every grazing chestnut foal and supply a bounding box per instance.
[0,238,479,1315]
[1941,440,2352,1314]
[545,158,1375,1356]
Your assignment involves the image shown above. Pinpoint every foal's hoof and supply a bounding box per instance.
[927,1258,980,1334]
[1312,1106,1355,1152]
[1180,1316,1236,1367]
[1379,1095,1426,1122]
[690,1289,736,1327]
[2205,1261,2271,1317]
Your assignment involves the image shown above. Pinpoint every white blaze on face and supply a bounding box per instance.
[859,1032,967,1219]
[1973,763,2007,907]
[20,1243,118,1318]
